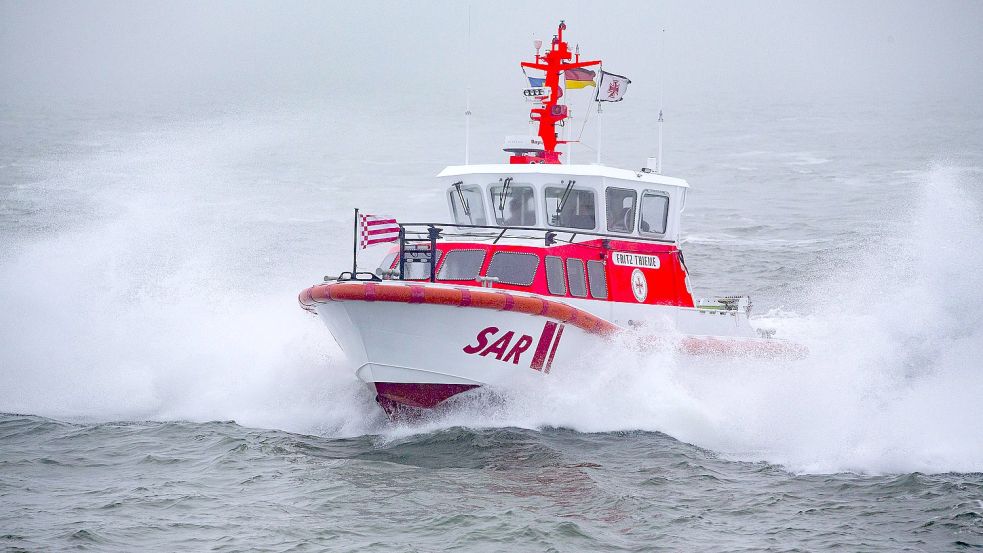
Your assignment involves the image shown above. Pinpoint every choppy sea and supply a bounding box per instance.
[1,91,982,550]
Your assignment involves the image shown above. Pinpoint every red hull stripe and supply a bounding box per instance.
[530,321,558,371]
[544,324,565,373]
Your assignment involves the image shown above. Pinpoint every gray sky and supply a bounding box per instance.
[1,1,981,110]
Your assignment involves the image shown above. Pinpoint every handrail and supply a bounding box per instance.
[396,221,676,245]
[391,221,677,285]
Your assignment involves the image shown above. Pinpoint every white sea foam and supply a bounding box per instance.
[0,119,386,437]
[1,112,980,474]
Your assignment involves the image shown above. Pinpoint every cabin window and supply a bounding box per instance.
[566,258,587,298]
[639,192,670,235]
[437,249,486,280]
[486,252,540,286]
[403,250,443,280]
[489,184,536,226]
[587,260,608,299]
[545,185,596,230]
[605,187,637,233]
[448,184,488,226]
[545,255,567,295]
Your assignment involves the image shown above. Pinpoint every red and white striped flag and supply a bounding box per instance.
[359,214,400,249]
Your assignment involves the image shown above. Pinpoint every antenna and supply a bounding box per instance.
[656,27,666,174]
[464,2,472,165]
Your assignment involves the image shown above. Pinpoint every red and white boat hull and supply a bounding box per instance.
[301,281,610,415]
[299,281,804,416]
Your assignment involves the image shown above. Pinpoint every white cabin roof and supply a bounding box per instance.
[437,164,690,189]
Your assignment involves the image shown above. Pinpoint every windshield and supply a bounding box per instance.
[489,184,536,226]
[545,186,596,230]
[448,184,487,226]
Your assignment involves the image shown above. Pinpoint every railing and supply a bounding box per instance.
[393,221,677,284]
[397,221,675,245]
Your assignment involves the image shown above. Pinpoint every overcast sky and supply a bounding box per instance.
[1,1,981,111]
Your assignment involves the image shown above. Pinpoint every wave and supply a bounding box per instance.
[1,115,979,474]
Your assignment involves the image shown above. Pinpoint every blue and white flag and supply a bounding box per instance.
[522,66,546,87]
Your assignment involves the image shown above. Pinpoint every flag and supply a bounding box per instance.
[564,68,596,89]
[523,67,546,87]
[359,214,400,249]
[596,71,631,102]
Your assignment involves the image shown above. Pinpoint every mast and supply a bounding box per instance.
[519,21,600,164]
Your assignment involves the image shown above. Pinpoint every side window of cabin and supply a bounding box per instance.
[489,184,536,227]
[586,260,608,299]
[545,186,596,230]
[486,252,540,286]
[403,249,443,280]
[639,192,670,235]
[545,255,567,295]
[605,187,637,233]
[437,249,486,280]
[448,184,488,226]
[566,258,588,298]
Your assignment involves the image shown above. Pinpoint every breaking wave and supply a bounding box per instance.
[1,112,980,475]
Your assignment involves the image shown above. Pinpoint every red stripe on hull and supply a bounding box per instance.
[529,321,558,371]
[544,323,564,373]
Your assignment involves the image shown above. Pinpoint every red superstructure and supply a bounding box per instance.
[514,21,600,164]
[376,240,694,308]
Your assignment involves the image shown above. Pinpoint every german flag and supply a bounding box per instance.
[564,68,596,89]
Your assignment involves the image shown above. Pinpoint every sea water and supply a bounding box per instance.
[1,94,981,550]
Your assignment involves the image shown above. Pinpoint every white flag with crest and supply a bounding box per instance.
[596,71,631,102]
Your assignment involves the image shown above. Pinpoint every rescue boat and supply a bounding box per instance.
[298,22,805,418]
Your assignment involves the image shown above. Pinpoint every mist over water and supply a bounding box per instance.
[3,4,983,548]
[1,99,981,477]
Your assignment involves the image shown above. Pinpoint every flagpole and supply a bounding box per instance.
[352,208,359,275]
[596,102,603,164]
[596,68,603,164]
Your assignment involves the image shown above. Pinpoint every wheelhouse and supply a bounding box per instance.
[439,163,689,243]
[369,165,695,309]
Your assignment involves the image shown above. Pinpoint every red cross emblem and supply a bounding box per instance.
[607,80,620,99]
